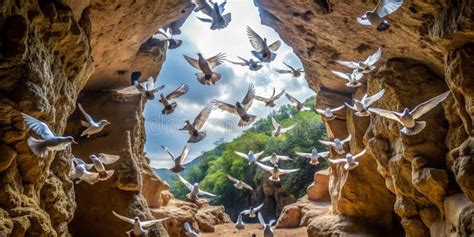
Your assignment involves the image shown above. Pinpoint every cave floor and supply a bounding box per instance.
[201,223,308,237]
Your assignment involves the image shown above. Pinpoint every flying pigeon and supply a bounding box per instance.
[270,117,295,137]
[213,83,257,126]
[112,211,171,236]
[226,57,263,71]
[177,174,216,200]
[195,0,231,30]
[316,105,345,120]
[183,222,199,237]
[154,31,183,50]
[345,89,385,116]
[235,214,245,230]
[118,72,165,100]
[179,103,214,143]
[331,70,364,88]
[184,53,226,85]
[77,103,111,138]
[295,149,329,166]
[162,4,194,35]
[328,149,367,170]
[274,62,304,78]
[336,48,382,73]
[319,135,352,155]
[69,157,100,185]
[227,175,253,191]
[255,162,300,182]
[234,150,264,165]
[285,93,311,111]
[21,113,77,158]
[357,0,405,31]
[258,212,276,237]
[158,84,189,115]
[246,26,282,62]
[161,144,191,173]
[240,203,264,218]
[368,91,450,135]
[260,153,292,165]
[89,153,119,181]
[255,88,285,108]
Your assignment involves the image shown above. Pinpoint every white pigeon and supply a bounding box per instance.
[331,70,364,88]
[260,153,292,165]
[21,113,77,158]
[357,0,405,31]
[319,135,352,155]
[226,57,263,71]
[118,72,165,100]
[328,149,367,170]
[369,91,450,135]
[336,48,382,73]
[195,0,231,30]
[179,103,214,143]
[213,84,257,126]
[234,150,264,165]
[112,211,170,236]
[345,89,385,117]
[69,158,100,185]
[161,144,191,173]
[77,103,111,138]
[316,105,345,120]
[295,149,330,166]
[240,203,264,218]
[285,93,311,111]
[274,62,304,78]
[258,212,276,237]
[184,53,226,85]
[227,175,253,191]
[235,214,245,230]
[255,88,285,108]
[158,84,189,115]
[271,117,295,137]
[246,26,282,63]
[89,153,119,181]
[177,174,216,200]
[255,162,300,182]
[183,222,199,237]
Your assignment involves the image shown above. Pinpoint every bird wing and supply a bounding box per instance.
[335,60,359,69]
[141,218,171,228]
[279,167,300,174]
[116,85,140,94]
[226,59,246,66]
[344,102,357,111]
[193,0,213,16]
[196,16,212,23]
[353,149,367,160]
[331,70,350,81]
[183,55,201,70]
[254,203,264,212]
[315,108,326,115]
[234,151,248,160]
[255,95,271,103]
[112,211,134,225]
[219,1,227,13]
[356,14,372,26]
[319,140,336,147]
[246,26,264,51]
[184,222,194,233]
[283,61,296,71]
[319,151,330,158]
[254,151,265,158]
[255,162,273,172]
[364,89,385,107]
[273,89,285,100]
[97,153,120,165]
[285,93,301,107]
[364,48,382,66]
[277,155,292,160]
[77,103,95,124]
[161,145,176,161]
[411,91,450,119]
[227,175,239,183]
[177,144,191,165]
[213,100,238,115]
[177,174,194,191]
[166,84,189,100]
[258,212,266,227]
[259,156,272,162]
[376,0,404,18]
[331,104,346,112]
[240,209,250,215]
[145,77,155,91]
[271,117,280,130]
[268,40,282,51]
[274,69,292,74]
[241,84,256,110]
[198,189,216,197]
[207,53,226,69]
[328,158,347,164]
[295,152,311,158]
[192,103,214,130]
[342,134,352,143]
[21,113,55,139]
[368,108,402,123]
[281,124,295,133]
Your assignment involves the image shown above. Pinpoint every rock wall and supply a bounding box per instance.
[255,0,474,236]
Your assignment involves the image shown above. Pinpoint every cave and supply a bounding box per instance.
[0,0,473,237]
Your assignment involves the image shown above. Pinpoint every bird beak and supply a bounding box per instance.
[107,121,112,125]
[72,140,78,144]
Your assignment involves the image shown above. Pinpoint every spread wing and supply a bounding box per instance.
[77,103,95,124]
[268,40,282,51]
[342,134,352,143]
[207,53,226,69]
[331,70,350,81]
[353,149,367,160]
[316,109,326,114]
[364,48,382,66]
[255,95,271,103]
[183,55,201,70]
[279,167,299,174]
[258,212,266,227]
[357,14,371,26]
[116,85,140,95]
[411,91,450,119]
[295,152,311,158]
[241,84,256,110]
[81,171,100,185]
[161,145,176,161]
[166,84,189,100]
[275,69,292,74]
[281,124,295,133]
[177,144,191,165]
[254,203,264,212]
[363,89,385,107]
[277,155,292,160]
[227,175,239,183]
[331,105,346,112]
[226,59,246,66]
[112,211,134,225]
[256,162,273,172]
[259,156,272,162]
[283,62,296,71]
[198,189,216,197]
[319,151,330,158]
[319,140,336,147]
[177,174,193,191]
[241,182,253,190]
[246,26,264,51]
[141,218,171,228]
[254,151,265,158]
[273,89,285,100]
[193,0,213,17]
[193,103,214,130]
[97,153,120,165]
[328,158,347,164]
[376,0,404,18]
[368,108,402,123]
[271,117,280,130]
[344,102,357,111]
[335,60,358,69]
[145,77,155,91]
[21,113,55,139]
[213,100,237,114]
[285,93,301,107]
[234,151,248,160]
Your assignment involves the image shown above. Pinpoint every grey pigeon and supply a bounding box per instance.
[255,88,285,107]
[275,62,304,78]
[226,57,263,71]
[184,53,226,85]
[234,150,264,165]
[255,162,299,182]
[319,135,352,155]
[227,175,253,191]
[213,83,257,126]
[285,93,311,111]
[161,144,191,173]
[260,152,292,165]
[159,84,189,115]
[270,117,295,137]
[123,72,165,100]
[345,89,385,116]
[178,174,216,200]
[195,0,231,30]
[328,149,367,170]
[258,212,276,237]
[112,211,170,236]
[69,157,100,185]
[357,0,404,31]
[240,203,264,218]
[235,214,245,230]
[295,149,329,166]
[21,113,77,158]
[246,26,281,62]
[179,103,214,143]
[331,70,364,87]
[336,48,382,73]
[369,91,450,135]
[77,103,110,138]
[316,105,345,120]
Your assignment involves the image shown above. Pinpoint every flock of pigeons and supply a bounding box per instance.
[17,0,452,236]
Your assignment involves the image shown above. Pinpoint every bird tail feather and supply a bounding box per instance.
[81,120,90,127]
[27,137,48,157]
[401,121,426,136]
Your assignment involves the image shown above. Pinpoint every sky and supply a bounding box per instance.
[145,0,314,169]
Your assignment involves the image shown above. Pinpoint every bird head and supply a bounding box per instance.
[346,153,353,159]
[147,93,156,100]
[271,152,277,157]
[185,120,191,125]
[402,108,410,116]
[99,120,111,126]
[134,217,140,223]
[325,108,331,114]
[248,151,254,155]
[193,183,199,187]
[65,136,78,144]
[273,164,279,169]
[197,53,203,58]
[235,101,243,109]
[311,148,318,154]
